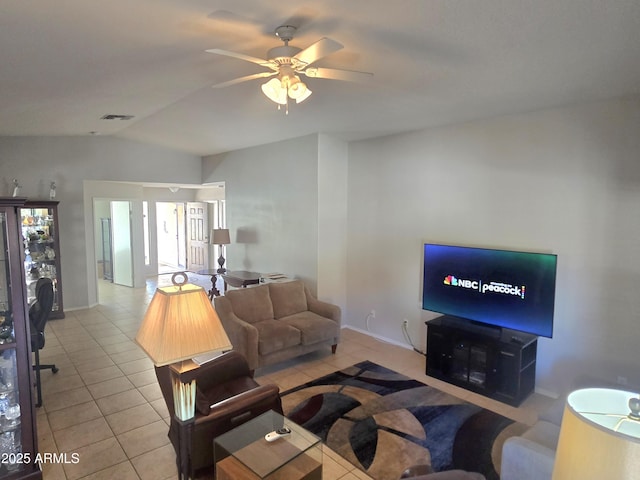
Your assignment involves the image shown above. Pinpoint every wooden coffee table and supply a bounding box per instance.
[214,410,322,480]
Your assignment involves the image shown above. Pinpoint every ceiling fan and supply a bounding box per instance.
[206,25,373,111]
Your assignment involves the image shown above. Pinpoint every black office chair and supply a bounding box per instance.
[30,277,58,407]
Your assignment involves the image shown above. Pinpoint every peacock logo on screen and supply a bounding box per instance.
[444,275,525,299]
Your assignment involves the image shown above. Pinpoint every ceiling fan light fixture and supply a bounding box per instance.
[287,78,311,103]
[261,78,287,105]
[293,85,312,104]
[207,26,372,111]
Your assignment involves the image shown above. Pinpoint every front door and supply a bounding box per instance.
[186,202,208,272]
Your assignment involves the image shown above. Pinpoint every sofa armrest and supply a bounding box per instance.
[538,396,565,426]
[196,383,282,425]
[304,287,341,325]
[189,351,251,391]
[501,435,556,480]
[214,296,259,370]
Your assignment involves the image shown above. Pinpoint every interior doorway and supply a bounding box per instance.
[156,202,186,274]
[93,199,134,287]
[155,202,210,274]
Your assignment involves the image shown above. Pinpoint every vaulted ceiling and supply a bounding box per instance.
[1,0,639,156]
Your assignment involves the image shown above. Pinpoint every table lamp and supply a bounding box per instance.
[552,387,640,479]
[135,272,232,421]
[211,228,230,274]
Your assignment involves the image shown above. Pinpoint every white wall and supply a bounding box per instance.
[202,134,320,291]
[317,134,348,313]
[347,95,640,395]
[0,136,202,309]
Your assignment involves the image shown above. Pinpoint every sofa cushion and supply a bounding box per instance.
[225,284,274,324]
[280,312,339,346]
[253,320,301,355]
[269,281,308,319]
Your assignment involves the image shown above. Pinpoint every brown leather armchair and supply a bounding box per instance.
[155,351,283,478]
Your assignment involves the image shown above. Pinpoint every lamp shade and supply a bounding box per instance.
[212,228,230,245]
[552,388,640,479]
[135,282,232,366]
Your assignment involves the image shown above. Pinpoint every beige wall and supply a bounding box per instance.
[347,95,640,395]
[0,136,202,309]
[317,134,348,312]
[202,134,320,291]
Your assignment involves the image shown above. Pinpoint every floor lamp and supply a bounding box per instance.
[212,228,230,273]
[135,272,232,479]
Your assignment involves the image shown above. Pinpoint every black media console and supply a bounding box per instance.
[425,315,537,406]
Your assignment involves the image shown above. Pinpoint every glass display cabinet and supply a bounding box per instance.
[20,201,63,319]
[0,198,42,479]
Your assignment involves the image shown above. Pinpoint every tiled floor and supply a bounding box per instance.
[34,275,553,480]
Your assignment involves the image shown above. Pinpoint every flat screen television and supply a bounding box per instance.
[422,243,557,337]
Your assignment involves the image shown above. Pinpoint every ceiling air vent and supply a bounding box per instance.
[101,114,135,121]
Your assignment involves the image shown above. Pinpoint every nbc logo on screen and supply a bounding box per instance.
[443,275,479,289]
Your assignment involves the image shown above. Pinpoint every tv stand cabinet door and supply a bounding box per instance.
[426,317,537,406]
[426,327,452,378]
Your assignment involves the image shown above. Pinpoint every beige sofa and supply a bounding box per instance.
[213,280,341,371]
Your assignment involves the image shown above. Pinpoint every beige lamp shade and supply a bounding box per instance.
[135,282,232,366]
[212,228,230,245]
[552,388,640,480]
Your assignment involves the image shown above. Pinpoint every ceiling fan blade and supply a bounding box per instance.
[205,48,275,69]
[303,67,373,82]
[211,71,277,88]
[294,37,343,66]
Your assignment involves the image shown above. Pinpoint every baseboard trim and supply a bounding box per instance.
[341,325,414,351]
[64,303,98,311]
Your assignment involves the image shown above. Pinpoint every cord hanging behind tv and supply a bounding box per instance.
[422,243,557,338]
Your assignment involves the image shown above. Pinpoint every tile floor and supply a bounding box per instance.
[34,275,553,480]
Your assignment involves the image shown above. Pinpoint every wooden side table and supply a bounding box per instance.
[221,271,261,292]
[197,268,221,299]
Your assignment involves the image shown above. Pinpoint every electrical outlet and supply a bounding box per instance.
[402,319,409,328]
[617,376,628,386]
[370,309,376,319]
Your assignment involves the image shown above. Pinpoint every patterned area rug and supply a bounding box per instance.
[281,361,528,480]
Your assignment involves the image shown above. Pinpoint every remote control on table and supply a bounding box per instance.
[265,426,291,442]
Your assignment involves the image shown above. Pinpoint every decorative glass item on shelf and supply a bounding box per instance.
[1,211,23,474]
[20,201,64,319]
[1,199,42,479]
[0,349,22,474]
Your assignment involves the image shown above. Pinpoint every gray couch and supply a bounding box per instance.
[401,464,485,480]
[213,280,341,371]
[500,396,565,480]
